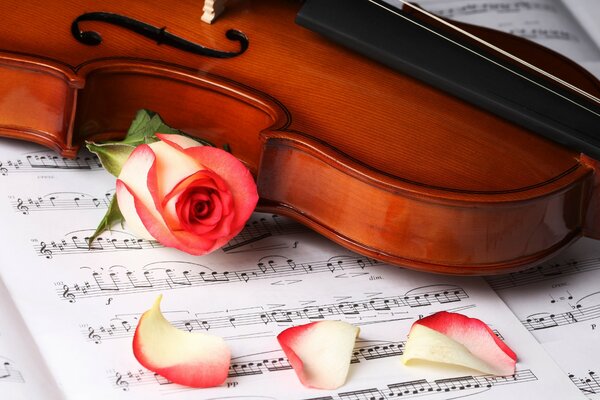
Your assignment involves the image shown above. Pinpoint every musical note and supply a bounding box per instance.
[0,152,103,175]
[57,255,380,302]
[33,229,161,257]
[569,370,599,395]
[33,218,306,257]
[0,360,24,384]
[0,361,10,379]
[508,28,577,41]
[423,1,558,19]
[105,339,405,389]
[521,301,600,331]
[486,257,600,290]
[106,367,538,396]
[84,287,467,342]
[10,191,114,214]
[122,320,131,332]
[221,214,308,252]
[323,370,536,400]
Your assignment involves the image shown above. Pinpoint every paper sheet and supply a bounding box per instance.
[0,137,586,399]
[562,0,600,51]
[486,238,600,399]
[0,277,61,399]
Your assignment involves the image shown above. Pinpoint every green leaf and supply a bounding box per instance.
[87,195,124,248]
[86,142,135,177]
[121,109,158,145]
[121,109,181,146]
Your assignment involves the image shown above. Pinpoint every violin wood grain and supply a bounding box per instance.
[0,0,597,274]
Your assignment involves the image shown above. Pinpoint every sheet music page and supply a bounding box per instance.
[562,0,600,49]
[0,137,585,399]
[382,0,600,70]
[0,278,62,399]
[561,0,600,78]
[486,238,600,399]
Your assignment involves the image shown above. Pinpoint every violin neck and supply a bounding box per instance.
[297,0,600,158]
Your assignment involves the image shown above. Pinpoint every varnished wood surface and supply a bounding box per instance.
[0,0,598,274]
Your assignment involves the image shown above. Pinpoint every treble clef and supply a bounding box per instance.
[39,242,52,259]
[62,285,75,303]
[88,327,101,344]
[16,198,29,215]
[0,162,7,176]
[115,372,130,391]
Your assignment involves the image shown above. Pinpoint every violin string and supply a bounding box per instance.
[366,0,600,118]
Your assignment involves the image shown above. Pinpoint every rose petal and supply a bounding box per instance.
[133,188,218,254]
[402,311,517,376]
[119,149,220,254]
[156,133,204,150]
[147,141,204,200]
[116,180,154,240]
[133,295,230,388]
[277,321,359,389]
[184,147,258,232]
[119,173,218,254]
[161,170,225,231]
[116,145,164,231]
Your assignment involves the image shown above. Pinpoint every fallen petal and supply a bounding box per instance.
[402,311,516,376]
[133,295,230,387]
[277,321,359,389]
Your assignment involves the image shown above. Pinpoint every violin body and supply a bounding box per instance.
[1,0,599,274]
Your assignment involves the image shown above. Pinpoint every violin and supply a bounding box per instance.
[1,0,599,275]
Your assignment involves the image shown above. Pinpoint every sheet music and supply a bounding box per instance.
[383,0,600,72]
[0,279,61,399]
[545,338,600,399]
[0,137,585,399]
[486,238,600,399]
[562,0,600,50]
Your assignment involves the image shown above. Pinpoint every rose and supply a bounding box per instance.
[115,133,258,255]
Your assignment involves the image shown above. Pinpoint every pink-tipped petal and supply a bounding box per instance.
[133,190,217,255]
[147,141,204,199]
[402,312,517,376]
[160,169,228,231]
[133,295,230,388]
[116,145,167,232]
[277,321,359,389]
[156,133,205,150]
[116,180,154,240]
[184,147,258,231]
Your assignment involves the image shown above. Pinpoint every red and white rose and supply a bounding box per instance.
[116,133,258,255]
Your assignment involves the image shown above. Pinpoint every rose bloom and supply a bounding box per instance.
[116,133,258,255]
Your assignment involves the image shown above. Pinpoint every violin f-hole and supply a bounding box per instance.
[71,12,249,58]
